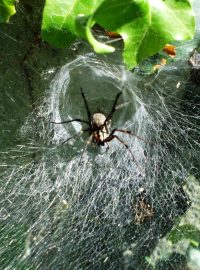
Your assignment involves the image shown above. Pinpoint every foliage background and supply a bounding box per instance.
[0,0,200,269]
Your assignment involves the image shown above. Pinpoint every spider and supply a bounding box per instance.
[52,88,149,164]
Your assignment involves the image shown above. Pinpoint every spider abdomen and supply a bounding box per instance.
[92,113,110,145]
[92,113,107,127]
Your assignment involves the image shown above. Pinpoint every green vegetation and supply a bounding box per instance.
[41,0,195,68]
[0,0,16,22]
[147,176,200,269]
[0,1,199,269]
[0,0,195,69]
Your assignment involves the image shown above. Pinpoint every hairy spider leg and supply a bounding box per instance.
[104,134,144,175]
[80,87,92,126]
[111,129,151,144]
[61,128,90,144]
[52,88,92,126]
[52,119,90,125]
[105,92,122,124]
[104,134,141,167]
[102,143,110,154]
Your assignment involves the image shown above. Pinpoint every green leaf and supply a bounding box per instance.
[41,0,104,48]
[91,0,195,69]
[42,0,195,68]
[41,0,77,47]
[168,225,200,246]
[0,0,16,23]
[75,14,115,53]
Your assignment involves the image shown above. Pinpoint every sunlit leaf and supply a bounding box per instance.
[42,0,195,68]
[0,0,16,23]
[41,0,77,47]
[75,14,114,53]
[41,0,104,47]
[91,0,195,68]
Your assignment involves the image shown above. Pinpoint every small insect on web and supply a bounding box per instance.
[52,88,150,166]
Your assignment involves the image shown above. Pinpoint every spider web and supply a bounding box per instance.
[0,49,200,269]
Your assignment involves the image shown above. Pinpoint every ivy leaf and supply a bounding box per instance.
[41,0,77,47]
[42,0,195,69]
[41,0,104,48]
[168,224,200,246]
[90,0,195,69]
[75,14,115,53]
[0,0,16,23]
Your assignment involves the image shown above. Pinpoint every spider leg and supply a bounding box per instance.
[101,143,110,154]
[51,119,90,125]
[105,143,110,152]
[110,128,151,144]
[80,88,92,126]
[104,134,144,174]
[104,134,137,163]
[61,128,90,144]
[105,92,122,123]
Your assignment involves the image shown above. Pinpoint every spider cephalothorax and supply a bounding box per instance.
[52,88,149,163]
